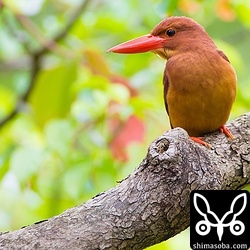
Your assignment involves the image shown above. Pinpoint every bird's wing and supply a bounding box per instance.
[216,49,230,63]
[163,69,173,129]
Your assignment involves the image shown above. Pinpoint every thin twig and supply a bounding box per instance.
[0,55,40,127]
[0,0,91,128]
[15,14,72,58]
[35,0,91,57]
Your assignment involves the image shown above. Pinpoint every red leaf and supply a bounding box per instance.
[109,115,145,162]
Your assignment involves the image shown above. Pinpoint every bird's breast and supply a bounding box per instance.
[165,51,236,136]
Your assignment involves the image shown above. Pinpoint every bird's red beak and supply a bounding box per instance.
[106,34,165,54]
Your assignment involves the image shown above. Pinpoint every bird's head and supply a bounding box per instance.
[107,16,215,60]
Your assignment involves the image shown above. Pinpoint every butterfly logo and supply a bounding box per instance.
[193,193,247,241]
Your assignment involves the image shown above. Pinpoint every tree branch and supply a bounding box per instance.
[0,113,249,250]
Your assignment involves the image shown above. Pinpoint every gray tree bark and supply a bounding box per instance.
[0,113,249,250]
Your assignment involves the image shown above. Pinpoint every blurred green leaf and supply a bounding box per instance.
[155,0,179,16]
[29,61,77,126]
[44,119,73,158]
[0,85,16,117]
[10,147,45,184]
[232,0,250,27]
[6,0,46,16]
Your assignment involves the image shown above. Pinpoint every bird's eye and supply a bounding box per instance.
[166,29,175,37]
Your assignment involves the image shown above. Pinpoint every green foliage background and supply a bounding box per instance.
[0,0,250,249]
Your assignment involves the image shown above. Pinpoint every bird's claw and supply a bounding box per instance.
[190,137,212,149]
[219,125,234,140]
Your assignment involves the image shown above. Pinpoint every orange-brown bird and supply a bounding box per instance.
[107,16,236,147]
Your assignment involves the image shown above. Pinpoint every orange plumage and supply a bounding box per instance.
[107,16,236,146]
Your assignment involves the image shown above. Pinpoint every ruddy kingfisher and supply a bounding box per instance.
[107,16,236,148]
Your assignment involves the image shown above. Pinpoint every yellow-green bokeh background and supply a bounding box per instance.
[0,0,250,249]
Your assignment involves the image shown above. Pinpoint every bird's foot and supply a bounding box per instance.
[219,125,234,140]
[190,126,233,149]
[190,137,212,149]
